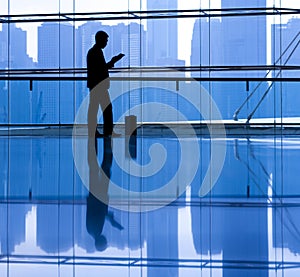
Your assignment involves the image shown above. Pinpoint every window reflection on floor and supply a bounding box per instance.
[1,135,300,276]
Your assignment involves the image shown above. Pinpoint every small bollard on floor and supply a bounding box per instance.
[125,115,137,159]
[125,115,137,136]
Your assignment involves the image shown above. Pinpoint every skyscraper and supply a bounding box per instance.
[37,23,74,123]
[38,22,74,68]
[272,18,300,77]
[120,22,146,67]
[190,18,222,70]
[146,0,184,66]
[221,0,267,68]
[190,0,267,119]
[0,24,34,123]
[0,23,33,69]
[271,18,300,118]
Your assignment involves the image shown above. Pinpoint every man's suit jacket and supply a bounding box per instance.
[87,45,110,90]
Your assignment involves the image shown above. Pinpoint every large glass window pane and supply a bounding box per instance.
[272,16,300,77]
[7,24,34,69]
[0,138,8,200]
[60,0,74,13]
[33,80,59,124]
[75,0,128,13]
[143,17,182,67]
[9,80,31,124]
[281,82,300,119]
[0,0,8,68]
[0,22,8,125]
[75,21,128,69]
[60,81,75,124]
[120,20,144,68]
[220,14,267,70]
[9,0,59,14]
[38,23,59,69]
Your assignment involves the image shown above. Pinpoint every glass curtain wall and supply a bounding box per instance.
[0,0,299,124]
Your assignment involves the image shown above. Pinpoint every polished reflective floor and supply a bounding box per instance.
[1,129,300,276]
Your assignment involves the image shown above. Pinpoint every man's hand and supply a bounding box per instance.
[111,53,125,64]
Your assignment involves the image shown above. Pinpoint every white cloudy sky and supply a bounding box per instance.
[1,0,299,64]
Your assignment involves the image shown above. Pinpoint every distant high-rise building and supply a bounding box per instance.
[190,0,267,120]
[0,23,33,69]
[0,24,34,123]
[146,0,184,66]
[272,18,300,77]
[221,0,267,68]
[76,22,110,69]
[221,0,265,8]
[36,23,74,123]
[190,18,222,71]
[76,22,146,68]
[271,18,300,118]
[120,22,146,67]
[191,0,267,70]
[38,22,74,68]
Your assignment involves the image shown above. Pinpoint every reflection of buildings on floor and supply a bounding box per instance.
[0,204,30,255]
[143,206,179,277]
[36,204,142,254]
[191,141,269,276]
[273,206,300,256]
[191,204,268,276]
[35,203,180,277]
[2,135,300,276]
[0,137,31,256]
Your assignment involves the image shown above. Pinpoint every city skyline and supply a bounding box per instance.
[0,0,300,124]
[1,0,299,65]
[1,15,300,69]
[1,136,300,275]
[1,11,300,123]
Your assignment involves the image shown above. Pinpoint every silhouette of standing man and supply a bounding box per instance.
[87,30,125,137]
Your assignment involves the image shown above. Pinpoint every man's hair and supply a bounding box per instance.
[95,31,109,44]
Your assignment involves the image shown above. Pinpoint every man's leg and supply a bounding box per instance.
[88,90,100,137]
[99,90,113,136]
[103,103,113,135]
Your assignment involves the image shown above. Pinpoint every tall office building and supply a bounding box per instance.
[272,18,300,76]
[0,24,34,123]
[146,0,184,66]
[221,0,267,68]
[37,23,74,123]
[120,22,146,67]
[38,22,74,68]
[190,0,267,120]
[0,23,33,69]
[271,18,300,118]
[191,0,267,70]
[76,22,146,68]
[190,18,222,70]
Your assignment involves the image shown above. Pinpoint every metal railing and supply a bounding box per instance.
[0,67,300,127]
[0,7,300,23]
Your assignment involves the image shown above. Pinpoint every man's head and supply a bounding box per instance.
[95,31,109,49]
[95,234,108,252]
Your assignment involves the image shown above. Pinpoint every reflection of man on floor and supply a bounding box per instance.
[86,138,123,251]
[87,30,124,137]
